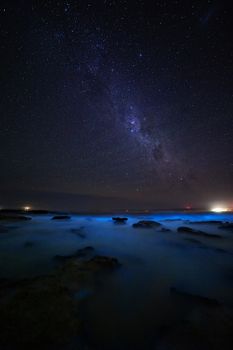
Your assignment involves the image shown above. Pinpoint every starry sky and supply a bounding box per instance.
[0,0,233,211]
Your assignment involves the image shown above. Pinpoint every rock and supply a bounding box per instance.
[112,217,128,223]
[0,281,80,347]
[0,215,31,221]
[177,226,221,238]
[159,227,171,232]
[85,255,120,271]
[132,220,161,228]
[51,215,71,220]
[54,246,95,262]
[170,287,220,306]
[27,210,50,214]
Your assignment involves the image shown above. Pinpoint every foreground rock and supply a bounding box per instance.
[112,217,128,223]
[0,279,80,347]
[132,220,161,228]
[0,215,31,221]
[54,246,95,262]
[177,226,221,238]
[0,249,121,347]
[51,215,71,220]
[84,256,120,271]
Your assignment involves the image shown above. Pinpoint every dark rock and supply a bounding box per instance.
[54,246,95,262]
[0,281,80,347]
[27,210,50,214]
[132,220,161,228]
[170,287,220,306]
[85,255,120,271]
[0,215,31,221]
[112,217,128,223]
[51,215,71,220]
[177,226,221,238]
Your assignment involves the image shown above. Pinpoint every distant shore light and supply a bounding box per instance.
[23,206,31,211]
[211,207,228,213]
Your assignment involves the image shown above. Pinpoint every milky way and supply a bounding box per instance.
[0,0,233,210]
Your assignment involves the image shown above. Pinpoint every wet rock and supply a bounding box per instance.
[0,215,31,221]
[54,246,95,262]
[132,220,161,228]
[51,215,71,220]
[112,217,128,223]
[85,255,120,271]
[177,226,221,238]
[170,287,220,306]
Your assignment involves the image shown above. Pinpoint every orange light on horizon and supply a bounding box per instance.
[23,206,31,211]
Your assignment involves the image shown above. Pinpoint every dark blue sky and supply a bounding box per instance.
[0,0,233,211]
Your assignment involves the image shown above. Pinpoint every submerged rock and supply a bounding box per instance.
[85,255,120,271]
[112,217,128,223]
[54,246,95,262]
[51,215,71,220]
[132,220,161,228]
[177,226,221,238]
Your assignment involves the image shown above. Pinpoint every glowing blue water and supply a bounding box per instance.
[0,212,233,349]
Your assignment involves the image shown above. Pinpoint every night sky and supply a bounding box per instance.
[0,0,233,211]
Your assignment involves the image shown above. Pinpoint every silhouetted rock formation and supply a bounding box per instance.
[132,220,161,228]
[112,217,128,223]
[177,226,221,238]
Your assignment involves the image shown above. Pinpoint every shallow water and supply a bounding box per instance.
[1,212,233,349]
